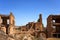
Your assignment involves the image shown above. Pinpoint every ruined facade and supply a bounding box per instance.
[0,13,15,35]
[46,15,60,38]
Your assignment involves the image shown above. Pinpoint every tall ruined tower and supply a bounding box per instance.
[38,14,42,23]
[37,14,43,31]
[9,12,15,35]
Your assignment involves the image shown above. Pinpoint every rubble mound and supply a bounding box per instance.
[0,30,8,40]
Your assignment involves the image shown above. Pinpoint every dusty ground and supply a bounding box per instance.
[47,38,60,40]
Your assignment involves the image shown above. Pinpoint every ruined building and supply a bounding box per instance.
[46,15,60,38]
[14,14,46,38]
[0,12,60,40]
[0,13,15,35]
[0,12,46,40]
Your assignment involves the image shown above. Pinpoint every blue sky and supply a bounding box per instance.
[0,0,60,27]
